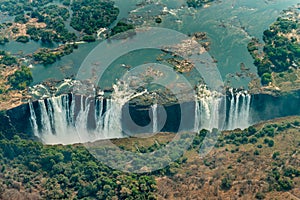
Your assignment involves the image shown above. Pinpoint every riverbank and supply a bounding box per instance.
[247,4,300,94]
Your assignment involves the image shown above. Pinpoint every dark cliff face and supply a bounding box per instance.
[0,104,34,139]
[3,90,300,139]
[250,90,300,123]
[0,111,17,139]
[5,103,34,139]
[122,102,196,135]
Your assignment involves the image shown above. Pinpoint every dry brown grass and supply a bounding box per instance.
[116,117,300,200]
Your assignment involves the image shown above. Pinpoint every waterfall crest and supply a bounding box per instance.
[28,81,147,144]
[28,83,253,144]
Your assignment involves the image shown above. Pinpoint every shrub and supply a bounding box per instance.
[264,138,269,144]
[14,14,28,24]
[111,22,134,35]
[0,54,17,66]
[254,150,260,155]
[220,177,232,190]
[0,36,9,45]
[82,35,96,42]
[268,139,274,147]
[272,151,280,159]
[16,35,29,43]
[249,137,258,144]
[247,126,257,135]
[255,192,266,199]
[155,17,162,23]
[261,73,272,85]
[8,66,33,90]
[283,166,300,178]
[277,177,293,191]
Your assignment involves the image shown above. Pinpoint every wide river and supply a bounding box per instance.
[1,0,299,88]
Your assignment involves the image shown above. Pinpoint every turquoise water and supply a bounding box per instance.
[1,0,299,88]
[31,41,100,84]
[145,0,299,87]
[1,40,58,55]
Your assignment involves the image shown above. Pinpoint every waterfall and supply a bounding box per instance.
[101,99,123,138]
[239,93,251,129]
[28,95,91,144]
[226,90,251,130]
[198,96,223,131]
[39,99,52,135]
[29,102,38,137]
[28,81,147,144]
[195,85,223,131]
[34,95,79,144]
[99,80,147,137]
[228,88,235,129]
[233,92,240,128]
[194,100,200,131]
[28,81,253,144]
[194,86,252,131]
[95,97,104,133]
[29,95,121,144]
[152,104,158,133]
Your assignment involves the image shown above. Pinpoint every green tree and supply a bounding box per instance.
[261,73,272,85]
[16,35,29,43]
[82,35,96,42]
[8,66,33,90]
[220,177,232,190]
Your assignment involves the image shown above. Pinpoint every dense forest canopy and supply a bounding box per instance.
[0,134,157,199]
[70,0,119,34]
[248,8,300,86]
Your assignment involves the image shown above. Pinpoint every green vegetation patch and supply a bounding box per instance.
[33,44,77,65]
[247,7,300,86]
[8,66,33,90]
[0,52,17,66]
[70,0,119,35]
[0,135,157,199]
[186,0,215,8]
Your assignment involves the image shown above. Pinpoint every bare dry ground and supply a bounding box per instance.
[0,66,31,110]
[117,116,300,200]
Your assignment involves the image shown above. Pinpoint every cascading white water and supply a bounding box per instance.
[95,97,104,133]
[30,94,108,144]
[194,100,200,132]
[100,99,123,138]
[29,79,81,100]
[29,102,38,137]
[152,104,158,133]
[99,81,147,137]
[39,99,52,135]
[29,81,253,144]
[228,88,235,129]
[195,85,223,131]
[245,93,251,126]
[230,91,241,129]
[194,85,252,131]
[34,95,82,144]
[239,92,251,129]
[226,90,251,130]
[29,81,147,144]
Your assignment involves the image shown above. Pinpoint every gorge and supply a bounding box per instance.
[5,87,300,145]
